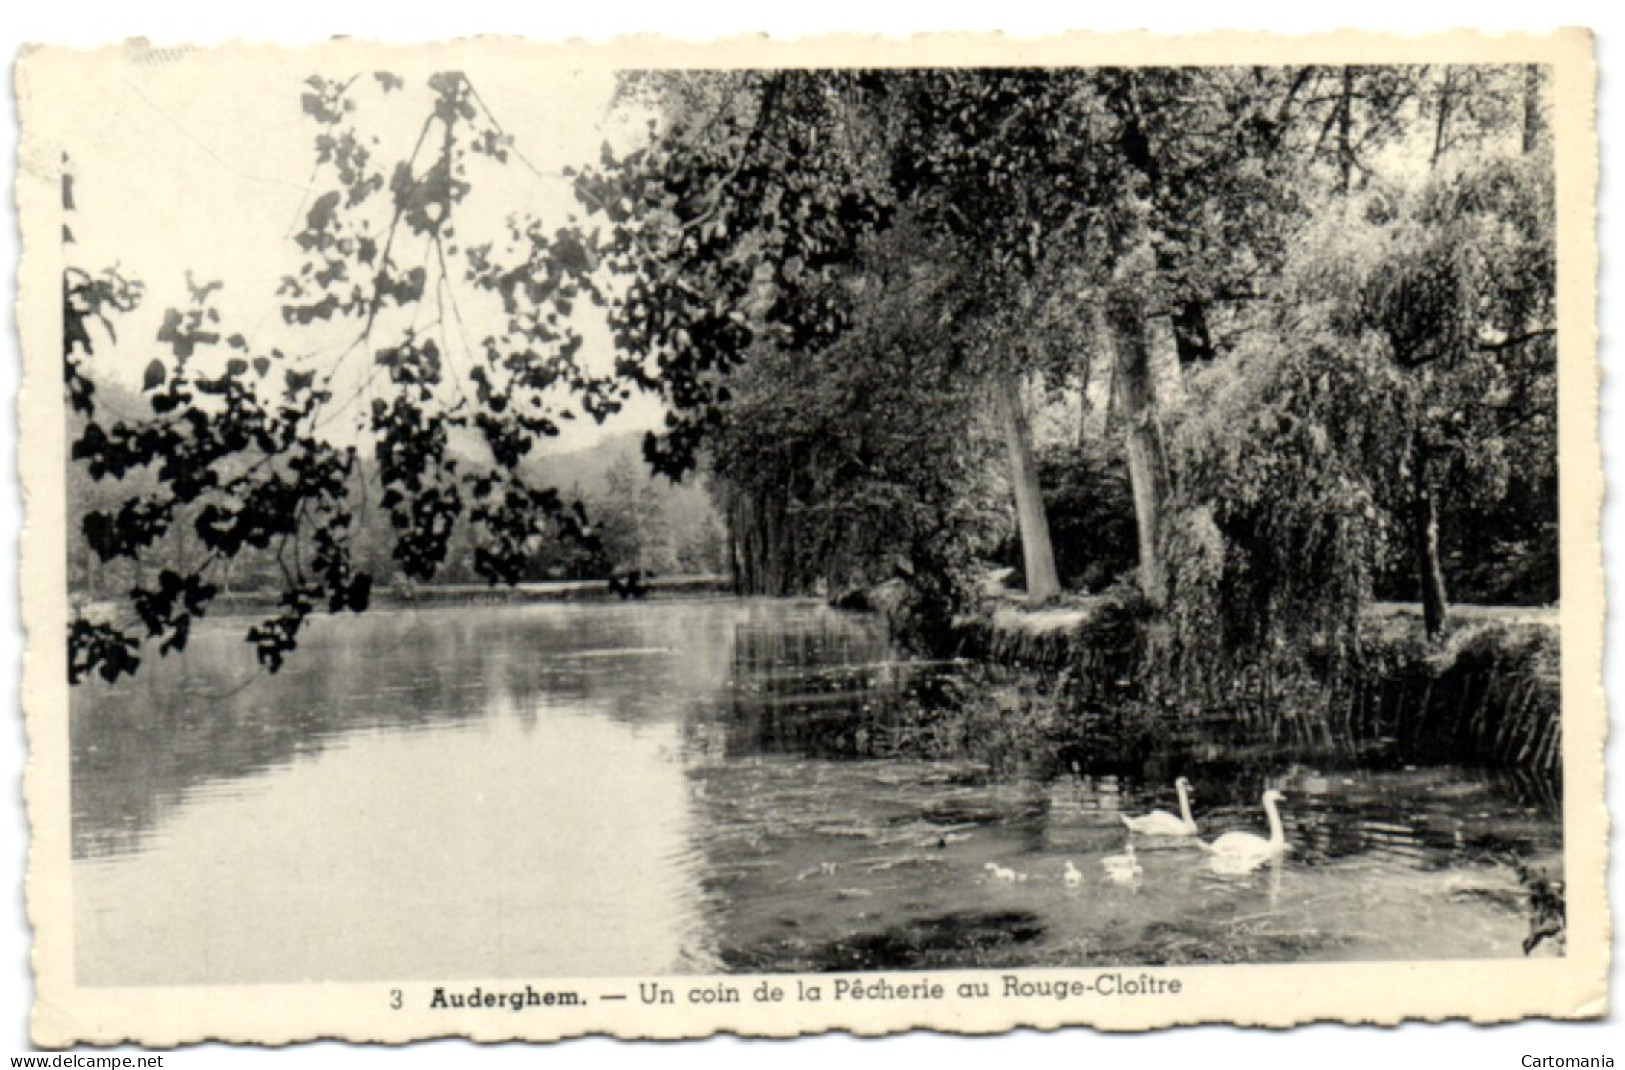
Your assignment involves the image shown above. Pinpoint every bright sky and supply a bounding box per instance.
[54,43,666,453]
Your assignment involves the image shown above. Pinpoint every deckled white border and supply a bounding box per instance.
[3,10,1612,1060]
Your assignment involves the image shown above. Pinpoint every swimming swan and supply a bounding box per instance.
[1204,789,1288,871]
[1063,861,1083,886]
[1120,777,1199,836]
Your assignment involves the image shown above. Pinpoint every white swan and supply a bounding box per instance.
[1100,844,1142,884]
[1204,789,1289,872]
[1120,777,1199,836]
[1062,861,1083,887]
[984,862,1026,882]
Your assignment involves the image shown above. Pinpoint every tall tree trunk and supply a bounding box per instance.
[1106,290,1171,608]
[1415,80,1454,639]
[1411,432,1449,639]
[995,372,1061,605]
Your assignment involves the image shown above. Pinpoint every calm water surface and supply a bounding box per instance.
[72,599,1560,984]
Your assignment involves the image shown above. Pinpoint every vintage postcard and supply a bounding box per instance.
[14,29,1602,1047]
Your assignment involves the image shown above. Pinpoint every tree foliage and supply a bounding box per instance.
[705,219,1006,629]
[67,72,611,681]
[63,62,1560,694]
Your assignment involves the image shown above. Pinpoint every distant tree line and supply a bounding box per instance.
[67,382,724,609]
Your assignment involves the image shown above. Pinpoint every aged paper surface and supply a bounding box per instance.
[15,29,1602,1047]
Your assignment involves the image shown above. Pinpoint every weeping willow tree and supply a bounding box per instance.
[1307,156,1557,638]
[1152,150,1555,729]
[1155,329,1410,731]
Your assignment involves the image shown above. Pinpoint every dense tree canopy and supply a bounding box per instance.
[64,62,1558,691]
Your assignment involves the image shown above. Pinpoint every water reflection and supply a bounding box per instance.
[73,601,748,983]
[72,598,1560,985]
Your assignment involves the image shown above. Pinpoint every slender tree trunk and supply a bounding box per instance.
[1105,290,1171,608]
[764,495,789,596]
[726,506,741,591]
[995,372,1061,605]
[1523,65,1544,155]
[1415,80,1454,640]
[1337,66,1356,194]
[1431,69,1456,169]
[729,492,753,593]
[1411,432,1449,639]
[1075,345,1095,448]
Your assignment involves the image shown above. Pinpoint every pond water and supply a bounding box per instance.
[71,599,1561,985]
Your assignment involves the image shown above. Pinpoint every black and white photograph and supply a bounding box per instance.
[13,27,1603,1046]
